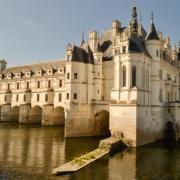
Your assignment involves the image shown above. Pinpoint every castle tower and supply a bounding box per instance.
[145,13,161,106]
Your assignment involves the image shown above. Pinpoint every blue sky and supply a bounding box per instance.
[0,0,179,67]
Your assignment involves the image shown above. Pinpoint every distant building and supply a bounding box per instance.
[0,5,180,146]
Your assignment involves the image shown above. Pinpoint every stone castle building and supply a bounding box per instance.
[0,5,180,146]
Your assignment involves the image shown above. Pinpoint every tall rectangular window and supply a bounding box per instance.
[27,82,30,89]
[67,73,70,79]
[156,50,159,57]
[159,89,163,103]
[59,93,62,102]
[48,80,51,88]
[7,83,10,90]
[122,46,126,54]
[45,94,48,102]
[16,95,19,102]
[74,73,78,79]
[37,81,40,88]
[4,95,7,102]
[74,93,77,100]
[59,79,62,87]
[24,95,26,102]
[66,93,69,100]
[37,94,40,102]
[17,83,20,90]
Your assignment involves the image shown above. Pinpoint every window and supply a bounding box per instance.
[27,82,30,89]
[45,94,48,102]
[132,66,136,87]
[98,89,100,93]
[74,73,78,79]
[159,70,163,80]
[37,94,40,102]
[74,93,77,100]
[66,93,69,100]
[122,66,126,87]
[7,83,10,90]
[24,95,26,102]
[59,93,62,102]
[17,83,20,90]
[156,50,159,57]
[122,46,126,54]
[159,89,163,103]
[48,80,51,88]
[67,73,70,79]
[37,81,40,88]
[16,95,19,102]
[59,79,63,87]
[4,95,7,102]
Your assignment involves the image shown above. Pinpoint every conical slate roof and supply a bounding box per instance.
[146,21,159,41]
[138,23,147,39]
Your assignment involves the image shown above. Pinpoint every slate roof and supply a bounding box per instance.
[138,24,147,39]
[146,22,159,41]
[1,59,65,77]
[99,29,113,61]
[128,36,151,57]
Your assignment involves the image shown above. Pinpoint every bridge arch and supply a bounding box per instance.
[10,106,19,122]
[94,109,110,137]
[164,121,176,141]
[51,106,65,125]
[29,105,42,124]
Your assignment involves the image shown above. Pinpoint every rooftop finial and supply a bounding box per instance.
[82,31,84,42]
[80,31,85,47]
[132,0,136,7]
[139,13,142,23]
[151,11,154,22]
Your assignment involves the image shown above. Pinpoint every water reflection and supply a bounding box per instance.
[0,123,100,180]
[0,123,180,179]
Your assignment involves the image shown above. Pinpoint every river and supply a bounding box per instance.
[0,123,179,180]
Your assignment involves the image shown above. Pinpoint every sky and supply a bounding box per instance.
[0,0,179,67]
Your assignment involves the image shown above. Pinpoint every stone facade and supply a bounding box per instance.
[0,5,180,146]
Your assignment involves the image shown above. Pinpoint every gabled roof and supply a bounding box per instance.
[146,21,159,41]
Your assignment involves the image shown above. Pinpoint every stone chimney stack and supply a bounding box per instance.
[0,59,7,72]
[112,20,121,37]
[88,31,98,52]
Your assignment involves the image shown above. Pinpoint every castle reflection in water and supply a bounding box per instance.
[0,123,179,179]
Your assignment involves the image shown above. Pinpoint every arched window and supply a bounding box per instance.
[132,66,136,87]
[122,66,126,87]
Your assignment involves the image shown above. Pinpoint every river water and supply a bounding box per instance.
[0,123,179,180]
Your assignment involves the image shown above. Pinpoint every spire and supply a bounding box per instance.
[80,31,85,48]
[130,0,138,36]
[138,14,147,38]
[146,12,159,41]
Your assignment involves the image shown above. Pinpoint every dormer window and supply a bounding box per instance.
[58,67,64,74]
[16,72,22,78]
[47,67,53,75]
[26,71,32,78]
[37,69,43,76]
[7,73,12,79]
